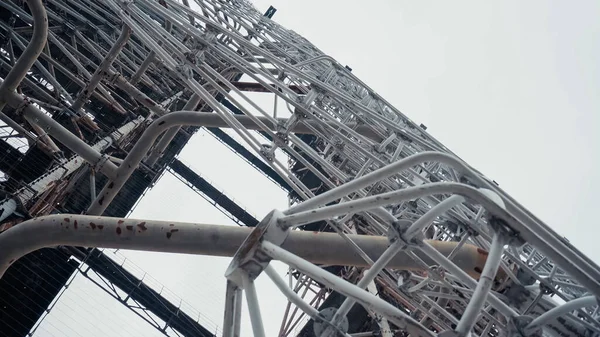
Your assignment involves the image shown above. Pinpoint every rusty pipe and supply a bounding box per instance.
[0,214,492,280]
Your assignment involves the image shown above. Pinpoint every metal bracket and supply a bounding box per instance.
[225,209,287,287]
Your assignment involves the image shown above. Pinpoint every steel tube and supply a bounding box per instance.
[241,272,266,337]
[285,152,469,215]
[88,109,368,215]
[332,194,466,328]
[261,241,435,337]
[111,73,167,115]
[455,232,507,336]
[418,241,517,318]
[0,0,48,111]
[278,183,485,228]
[264,265,320,319]
[0,214,490,279]
[330,240,404,331]
[526,295,598,331]
[89,168,97,200]
[0,87,118,178]
[70,25,132,113]
[145,94,202,166]
[223,280,241,337]
[404,195,465,239]
[130,50,157,85]
[18,99,118,178]
[233,285,242,337]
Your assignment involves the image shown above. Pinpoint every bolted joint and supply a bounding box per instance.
[292,107,309,119]
[427,265,446,282]
[486,215,524,247]
[106,72,124,85]
[95,155,114,178]
[539,280,554,295]
[259,143,275,162]
[175,64,194,79]
[388,219,421,246]
[13,96,32,117]
[274,132,289,147]
[332,137,345,150]
[225,210,288,287]
[396,270,412,289]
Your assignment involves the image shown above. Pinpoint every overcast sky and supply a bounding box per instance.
[33,1,600,336]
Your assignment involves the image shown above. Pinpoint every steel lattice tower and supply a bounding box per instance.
[0,1,599,337]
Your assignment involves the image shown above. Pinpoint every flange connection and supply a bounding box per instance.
[225,209,288,287]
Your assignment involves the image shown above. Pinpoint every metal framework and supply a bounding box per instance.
[0,1,599,337]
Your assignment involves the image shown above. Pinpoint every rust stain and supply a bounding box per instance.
[116,227,122,235]
[90,222,97,230]
[137,222,147,231]
[166,228,179,239]
[98,225,104,230]
[74,220,78,229]
[117,220,124,224]
[63,218,70,223]
[476,248,489,257]
[126,225,133,231]
[169,224,174,227]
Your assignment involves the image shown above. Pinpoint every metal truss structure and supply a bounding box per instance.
[0,1,599,337]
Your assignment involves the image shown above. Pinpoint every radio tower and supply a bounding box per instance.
[0,1,599,337]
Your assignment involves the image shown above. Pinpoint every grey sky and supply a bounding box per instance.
[32,1,600,336]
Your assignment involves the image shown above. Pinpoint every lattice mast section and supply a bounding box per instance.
[0,1,598,337]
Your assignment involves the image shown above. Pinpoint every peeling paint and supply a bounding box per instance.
[137,222,147,231]
[166,228,179,239]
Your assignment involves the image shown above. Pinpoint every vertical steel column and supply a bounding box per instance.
[241,273,266,337]
[89,168,97,200]
[223,280,242,337]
